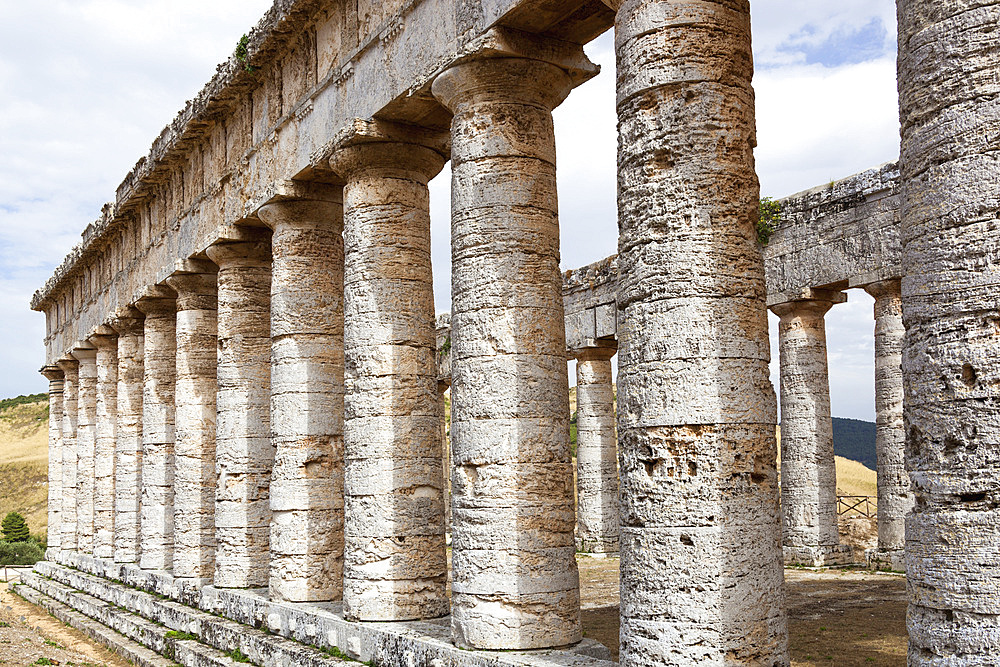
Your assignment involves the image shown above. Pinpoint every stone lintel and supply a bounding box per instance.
[766,287,848,310]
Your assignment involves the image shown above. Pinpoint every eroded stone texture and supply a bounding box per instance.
[135,287,178,572]
[41,366,64,551]
[432,57,581,650]
[331,139,448,621]
[164,265,219,580]
[609,0,789,662]
[864,280,910,568]
[205,233,273,588]
[109,309,144,564]
[56,358,79,551]
[90,331,119,560]
[897,1,1000,661]
[257,191,345,603]
[573,346,618,554]
[73,345,98,554]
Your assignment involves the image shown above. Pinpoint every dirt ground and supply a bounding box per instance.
[0,574,133,667]
[578,555,908,665]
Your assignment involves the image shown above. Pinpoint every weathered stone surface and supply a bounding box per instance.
[135,287,178,572]
[572,346,618,554]
[205,233,273,588]
[864,279,910,565]
[41,366,65,551]
[72,345,99,554]
[433,55,583,650]
[56,357,79,551]
[897,0,1000,661]
[164,265,219,580]
[90,331,119,560]
[257,188,345,603]
[771,293,852,567]
[109,308,145,564]
[609,0,788,663]
[331,136,448,621]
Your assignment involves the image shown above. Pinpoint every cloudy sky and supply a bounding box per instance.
[0,1,900,422]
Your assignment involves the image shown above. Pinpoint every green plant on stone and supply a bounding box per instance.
[234,34,256,73]
[225,648,251,663]
[1,513,29,542]
[165,630,198,641]
[756,197,782,246]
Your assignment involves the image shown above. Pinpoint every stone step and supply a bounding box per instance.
[18,567,352,667]
[12,581,180,667]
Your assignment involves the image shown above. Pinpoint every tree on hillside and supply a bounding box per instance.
[1,512,29,542]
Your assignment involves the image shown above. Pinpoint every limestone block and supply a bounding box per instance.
[41,367,65,551]
[331,137,448,622]
[73,346,98,554]
[433,55,582,650]
[257,192,345,603]
[206,234,273,589]
[136,288,178,572]
[90,333,119,560]
[609,0,788,662]
[109,309,144,564]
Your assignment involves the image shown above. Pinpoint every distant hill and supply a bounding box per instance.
[832,417,877,471]
[0,395,49,539]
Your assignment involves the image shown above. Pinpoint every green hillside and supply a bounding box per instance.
[832,417,877,470]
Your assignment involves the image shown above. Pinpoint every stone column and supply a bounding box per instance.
[863,279,910,571]
[897,2,1000,660]
[164,263,218,580]
[109,308,144,563]
[432,58,581,649]
[257,190,344,603]
[56,358,79,551]
[72,344,98,554]
[205,231,272,588]
[330,136,448,621]
[771,292,852,567]
[41,366,64,553]
[90,329,118,560]
[605,0,788,662]
[135,287,178,572]
[573,345,618,555]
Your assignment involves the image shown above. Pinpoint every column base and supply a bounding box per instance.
[783,544,855,567]
[576,536,619,556]
[866,548,906,573]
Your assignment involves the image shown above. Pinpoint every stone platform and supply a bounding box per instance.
[13,553,614,667]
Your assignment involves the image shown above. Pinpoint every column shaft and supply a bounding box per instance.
[136,289,178,571]
[165,268,218,580]
[111,309,144,563]
[206,234,272,588]
[74,347,98,553]
[574,347,618,554]
[609,0,788,662]
[331,141,448,620]
[897,1,1000,660]
[433,58,580,650]
[42,368,64,551]
[92,334,118,559]
[258,195,345,603]
[57,359,79,551]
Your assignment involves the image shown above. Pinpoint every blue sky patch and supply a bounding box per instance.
[780,17,890,67]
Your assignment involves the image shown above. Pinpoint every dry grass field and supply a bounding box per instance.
[0,399,49,539]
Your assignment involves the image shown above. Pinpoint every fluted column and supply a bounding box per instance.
[257,191,344,603]
[135,287,178,571]
[771,294,852,567]
[72,345,98,554]
[330,137,448,621]
[109,308,144,563]
[864,279,910,570]
[165,264,218,580]
[90,330,118,560]
[897,1,1000,659]
[573,345,618,555]
[432,58,580,649]
[56,357,79,551]
[205,231,272,588]
[604,0,788,662]
[41,366,64,553]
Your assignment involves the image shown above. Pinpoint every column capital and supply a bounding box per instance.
[40,365,64,383]
[432,56,577,114]
[164,269,217,313]
[863,278,901,300]
[88,326,119,351]
[56,356,79,374]
[327,119,448,184]
[768,289,847,320]
[70,343,98,363]
[256,198,345,235]
[108,307,145,336]
[134,285,178,317]
[571,344,617,362]
[205,229,272,269]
